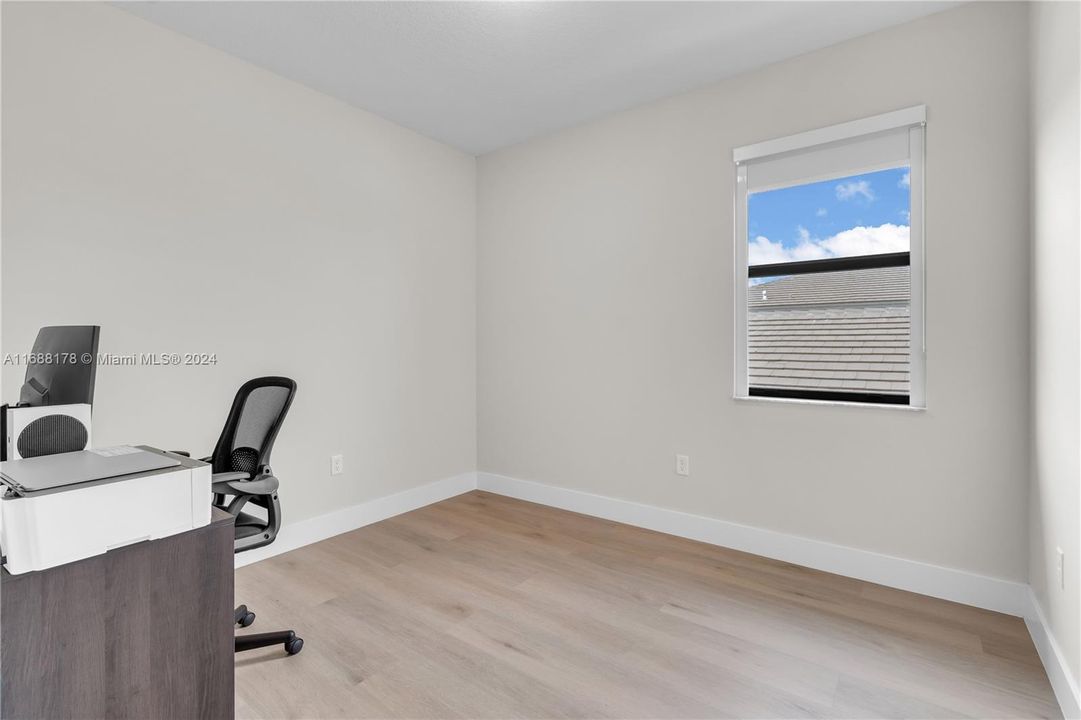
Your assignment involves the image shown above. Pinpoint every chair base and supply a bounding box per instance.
[235,630,304,655]
[234,604,256,627]
[234,604,303,656]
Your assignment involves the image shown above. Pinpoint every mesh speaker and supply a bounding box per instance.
[16,414,89,459]
[229,446,260,475]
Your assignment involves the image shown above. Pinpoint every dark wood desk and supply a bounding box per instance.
[1,508,235,719]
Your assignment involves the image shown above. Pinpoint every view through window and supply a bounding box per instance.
[746,167,912,404]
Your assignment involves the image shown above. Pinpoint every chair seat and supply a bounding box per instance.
[234,511,269,540]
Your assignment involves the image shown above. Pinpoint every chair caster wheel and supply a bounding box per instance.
[285,637,304,655]
[238,611,256,628]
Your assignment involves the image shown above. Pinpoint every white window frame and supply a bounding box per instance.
[733,106,926,409]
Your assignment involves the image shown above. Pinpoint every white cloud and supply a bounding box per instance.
[792,243,830,261]
[819,223,909,256]
[899,171,910,188]
[816,207,828,217]
[748,236,796,265]
[748,231,828,265]
[835,179,874,202]
[748,235,821,263]
[749,223,909,265]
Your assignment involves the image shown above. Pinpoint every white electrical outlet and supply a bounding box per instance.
[331,454,344,476]
[675,454,690,476]
[1057,547,1065,590]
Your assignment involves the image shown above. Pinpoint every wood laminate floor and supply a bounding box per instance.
[234,491,1059,719]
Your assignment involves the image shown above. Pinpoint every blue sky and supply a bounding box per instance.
[748,166,910,266]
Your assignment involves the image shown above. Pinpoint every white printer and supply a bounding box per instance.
[0,445,212,574]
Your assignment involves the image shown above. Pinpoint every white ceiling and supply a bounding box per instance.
[121,2,957,155]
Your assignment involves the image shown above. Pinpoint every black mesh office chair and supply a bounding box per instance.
[185,376,304,656]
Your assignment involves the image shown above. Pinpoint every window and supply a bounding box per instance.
[733,107,925,407]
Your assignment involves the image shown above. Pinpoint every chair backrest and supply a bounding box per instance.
[211,377,296,477]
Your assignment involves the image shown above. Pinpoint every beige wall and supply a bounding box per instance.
[1030,0,1081,691]
[1,2,477,523]
[477,2,1032,581]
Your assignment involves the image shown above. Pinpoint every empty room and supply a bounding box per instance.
[1,1,1078,718]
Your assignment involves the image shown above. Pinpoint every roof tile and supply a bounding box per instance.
[748,266,911,397]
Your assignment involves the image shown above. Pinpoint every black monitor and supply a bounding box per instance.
[19,326,100,406]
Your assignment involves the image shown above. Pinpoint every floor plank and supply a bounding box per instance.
[234,491,1060,719]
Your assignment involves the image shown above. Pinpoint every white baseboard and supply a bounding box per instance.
[234,471,476,568]
[1025,589,1081,719]
[476,472,1031,617]
[234,470,1028,617]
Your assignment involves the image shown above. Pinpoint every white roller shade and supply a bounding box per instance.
[745,127,910,193]
[735,105,925,193]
